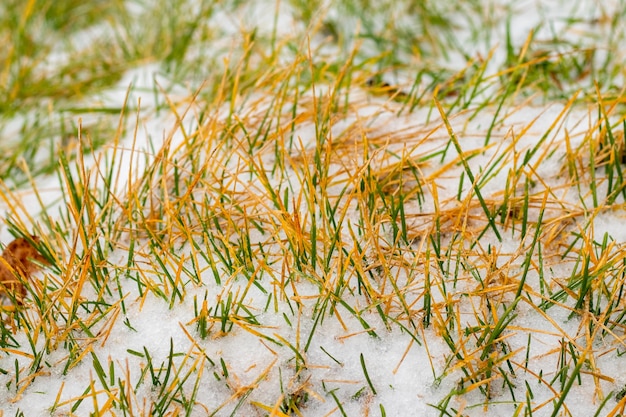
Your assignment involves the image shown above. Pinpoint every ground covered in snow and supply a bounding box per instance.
[1,1,626,416]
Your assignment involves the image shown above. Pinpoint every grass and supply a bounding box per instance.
[1,0,626,416]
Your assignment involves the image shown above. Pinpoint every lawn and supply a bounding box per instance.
[1,0,626,416]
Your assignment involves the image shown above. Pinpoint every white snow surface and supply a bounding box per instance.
[1,1,626,416]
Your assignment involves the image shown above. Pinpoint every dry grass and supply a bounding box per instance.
[1,1,626,416]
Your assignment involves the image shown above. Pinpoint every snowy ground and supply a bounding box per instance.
[1,1,626,416]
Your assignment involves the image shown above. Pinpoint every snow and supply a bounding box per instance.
[2,0,626,416]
